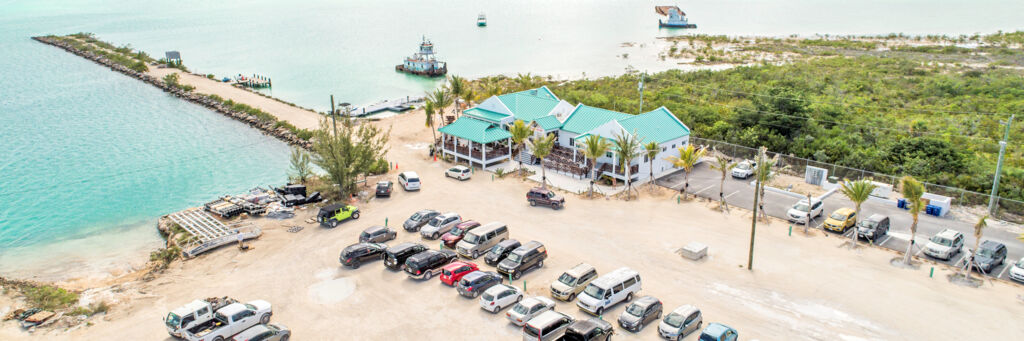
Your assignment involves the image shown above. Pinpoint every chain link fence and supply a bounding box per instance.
[690,137,1024,223]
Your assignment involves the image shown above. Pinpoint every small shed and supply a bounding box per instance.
[165,51,181,64]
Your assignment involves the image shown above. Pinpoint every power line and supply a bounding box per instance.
[662,93,1003,143]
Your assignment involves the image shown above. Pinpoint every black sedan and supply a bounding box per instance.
[340,242,387,269]
[376,181,394,197]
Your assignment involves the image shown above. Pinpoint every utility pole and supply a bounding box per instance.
[988,114,1014,214]
[637,72,645,114]
[748,147,765,271]
[330,95,338,136]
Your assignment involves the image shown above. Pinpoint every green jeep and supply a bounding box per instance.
[317,203,360,227]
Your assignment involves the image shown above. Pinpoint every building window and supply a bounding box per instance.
[605,152,612,158]
[662,147,666,152]
[568,138,574,147]
[672,144,676,149]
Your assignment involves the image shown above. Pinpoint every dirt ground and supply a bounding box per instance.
[2,112,1022,340]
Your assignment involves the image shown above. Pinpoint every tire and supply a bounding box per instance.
[567,293,576,301]
[352,261,361,269]
[260,313,271,324]
[596,307,604,316]
[352,211,360,219]
[281,335,289,341]
[529,200,537,207]
[471,250,479,259]
[537,260,543,268]
[432,232,439,239]
[513,271,522,280]
[213,337,224,341]
[424,271,433,280]
[625,292,633,302]
[492,305,499,313]
[516,295,523,302]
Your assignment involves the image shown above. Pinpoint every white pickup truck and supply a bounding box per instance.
[181,301,273,341]
[165,297,238,338]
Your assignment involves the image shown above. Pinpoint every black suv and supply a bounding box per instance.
[375,181,393,197]
[527,187,564,209]
[404,209,440,232]
[339,242,387,269]
[562,318,614,341]
[484,239,521,266]
[972,240,1008,274]
[456,271,503,298]
[383,242,429,271]
[856,214,890,243]
[497,241,547,280]
[404,249,457,280]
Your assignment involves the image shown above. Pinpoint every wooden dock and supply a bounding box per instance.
[168,208,262,258]
[234,74,272,88]
[350,96,424,116]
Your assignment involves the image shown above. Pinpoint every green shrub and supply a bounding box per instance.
[23,285,79,310]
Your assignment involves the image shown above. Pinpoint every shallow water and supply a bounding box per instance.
[1,0,1020,278]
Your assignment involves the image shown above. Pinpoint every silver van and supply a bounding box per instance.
[523,310,574,341]
[550,263,598,301]
[456,222,509,259]
[576,267,642,316]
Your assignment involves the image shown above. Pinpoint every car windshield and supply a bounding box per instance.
[428,217,443,226]
[165,313,181,327]
[930,236,953,246]
[558,273,577,286]
[664,312,686,328]
[482,293,494,301]
[505,253,522,264]
[214,312,229,323]
[794,203,810,212]
[583,284,604,299]
[977,248,996,257]
[488,245,504,254]
[830,212,848,220]
[547,192,556,199]
[512,303,530,314]
[459,279,471,287]
[858,220,878,229]
[360,232,371,239]
[625,303,645,316]
[442,268,452,276]
[450,226,465,236]
[737,163,751,170]
[699,333,718,341]
[464,234,480,244]
[410,212,423,221]
[1017,259,1024,268]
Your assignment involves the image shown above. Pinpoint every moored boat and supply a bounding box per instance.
[478,13,487,27]
[656,5,697,28]
[395,36,447,77]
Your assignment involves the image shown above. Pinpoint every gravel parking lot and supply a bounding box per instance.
[655,161,1024,282]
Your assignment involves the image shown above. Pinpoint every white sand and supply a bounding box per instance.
[3,113,1022,340]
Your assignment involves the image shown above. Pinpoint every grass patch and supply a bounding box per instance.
[23,285,79,311]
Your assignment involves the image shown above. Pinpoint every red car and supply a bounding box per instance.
[439,261,479,286]
[442,221,481,249]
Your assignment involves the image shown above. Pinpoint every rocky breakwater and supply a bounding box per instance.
[32,36,313,150]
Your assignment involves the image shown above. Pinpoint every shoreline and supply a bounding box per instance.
[32,36,314,150]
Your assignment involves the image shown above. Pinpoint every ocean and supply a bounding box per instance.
[0,0,1020,279]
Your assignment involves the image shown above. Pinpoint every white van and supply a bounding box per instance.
[576,267,641,316]
[456,222,509,259]
[398,171,421,191]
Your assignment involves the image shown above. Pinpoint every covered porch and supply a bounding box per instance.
[438,117,513,168]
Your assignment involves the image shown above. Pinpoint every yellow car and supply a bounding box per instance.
[824,208,856,232]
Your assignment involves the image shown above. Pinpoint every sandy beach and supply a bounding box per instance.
[3,111,1021,340]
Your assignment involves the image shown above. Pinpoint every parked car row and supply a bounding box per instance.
[164,297,286,341]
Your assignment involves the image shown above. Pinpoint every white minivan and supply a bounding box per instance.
[576,267,641,316]
[398,171,421,191]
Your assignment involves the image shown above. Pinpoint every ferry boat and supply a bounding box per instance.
[395,36,448,77]
[477,13,487,27]
[656,5,697,28]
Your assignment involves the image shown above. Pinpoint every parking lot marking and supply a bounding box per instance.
[914,245,926,257]
[878,235,893,246]
[998,264,1012,278]
[693,184,716,195]
[950,253,967,266]
[725,190,742,199]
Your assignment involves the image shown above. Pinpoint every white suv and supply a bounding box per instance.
[787,198,823,224]
[730,161,756,179]
[446,165,472,180]
[923,229,964,261]
[398,171,421,191]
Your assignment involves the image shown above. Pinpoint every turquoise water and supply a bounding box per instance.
[1,0,1021,277]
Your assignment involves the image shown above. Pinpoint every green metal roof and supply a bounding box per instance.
[497,88,561,123]
[560,104,632,134]
[438,117,512,144]
[532,115,563,131]
[463,107,509,123]
[619,107,691,144]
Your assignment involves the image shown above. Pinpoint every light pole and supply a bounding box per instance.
[748,147,765,271]
[988,114,1014,214]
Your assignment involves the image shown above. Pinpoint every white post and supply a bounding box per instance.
[483,142,488,169]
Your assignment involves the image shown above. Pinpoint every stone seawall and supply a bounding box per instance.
[32,36,313,150]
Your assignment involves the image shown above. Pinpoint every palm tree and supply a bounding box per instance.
[483,77,504,98]
[900,176,926,266]
[612,130,642,199]
[753,153,784,221]
[448,75,467,116]
[965,215,988,280]
[839,180,878,249]
[643,141,660,192]
[424,100,437,147]
[579,134,611,198]
[428,87,453,125]
[709,150,737,211]
[508,120,532,175]
[514,73,535,91]
[665,144,706,200]
[528,133,556,188]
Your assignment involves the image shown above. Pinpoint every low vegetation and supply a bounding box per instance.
[47,33,152,73]
[205,95,314,141]
[149,245,182,270]
[22,284,80,311]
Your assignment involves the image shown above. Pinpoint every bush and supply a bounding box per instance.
[69,301,110,317]
[149,245,181,269]
[23,285,79,310]
[368,158,390,175]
